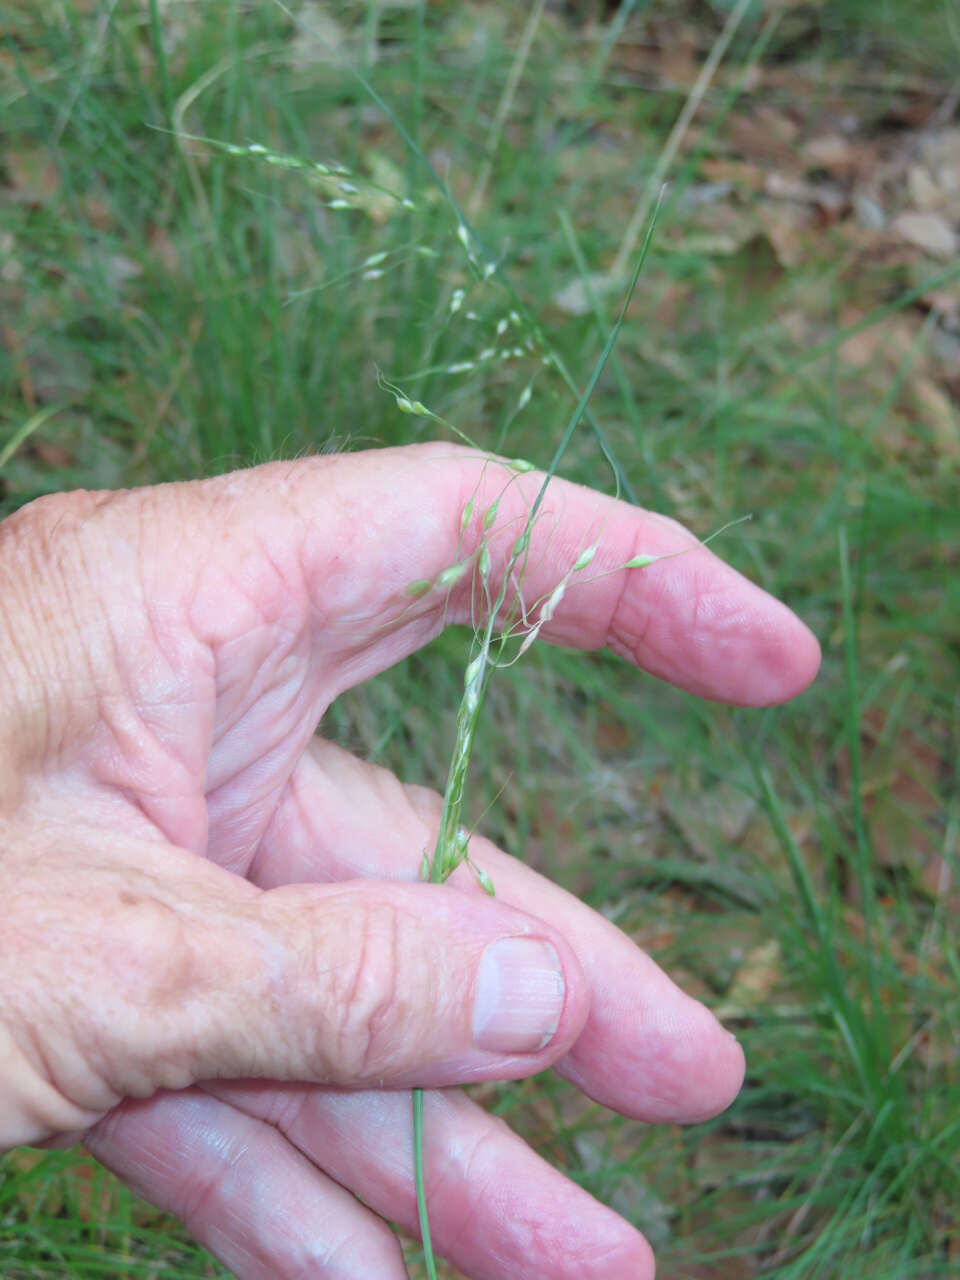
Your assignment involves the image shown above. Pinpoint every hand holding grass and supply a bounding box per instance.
[0,443,819,1279]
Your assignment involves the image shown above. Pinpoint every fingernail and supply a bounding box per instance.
[473,938,565,1053]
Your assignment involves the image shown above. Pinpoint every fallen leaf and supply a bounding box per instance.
[4,147,59,204]
[27,438,75,468]
[907,164,944,212]
[838,313,922,372]
[659,777,755,861]
[714,939,782,1019]
[82,193,114,230]
[552,270,622,316]
[919,127,960,196]
[803,133,871,181]
[753,205,812,269]
[700,156,767,192]
[764,171,847,216]
[726,108,800,166]
[891,211,959,259]
[0,230,22,283]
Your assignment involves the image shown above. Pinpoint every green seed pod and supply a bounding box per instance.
[475,866,496,897]
[573,543,598,572]
[437,560,469,588]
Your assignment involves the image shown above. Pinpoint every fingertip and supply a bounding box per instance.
[684,1015,746,1123]
[651,997,747,1124]
[780,612,822,703]
[736,594,821,708]
[641,1233,658,1280]
[590,1227,656,1280]
[559,962,747,1126]
[614,1228,657,1280]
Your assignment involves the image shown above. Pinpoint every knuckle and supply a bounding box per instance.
[100,890,196,1009]
[322,899,411,1083]
[81,890,200,1096]
[0,872,197,1140]
[1,489,114,564]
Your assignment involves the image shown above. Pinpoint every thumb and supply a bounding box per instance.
[0,842,587,1147]
[180,878,588,1087]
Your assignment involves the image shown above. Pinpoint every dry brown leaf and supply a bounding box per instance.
[659,778,755,861]
[907,164,945,212]
[727,111,799,167]
[802,133,872,181]
[700,156,767,192]
[834,704,946,890]
[28,438,75,468]
[148,225,180,274]
[919,127,960,198]
[551,270,621,317]
[714,939,782,1019]
[764,171,846,214]
[82,193,114,230]
[4,147,59,204]
[658,30,700,89]
[0,230,22,284]
[838,313,922,371]
[891,211,959,259]
[753,203,813,268]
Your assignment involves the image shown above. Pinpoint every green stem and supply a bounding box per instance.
[412,1087,438,1279]
[147,0,174,131]
[838,526,881,1021]
[410,206,663,1273]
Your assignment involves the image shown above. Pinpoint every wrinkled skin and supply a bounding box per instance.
[0,444,820,1279]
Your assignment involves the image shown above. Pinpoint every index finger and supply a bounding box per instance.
[275,442,821,706]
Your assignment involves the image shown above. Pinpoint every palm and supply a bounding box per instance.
[22,445,818,1278]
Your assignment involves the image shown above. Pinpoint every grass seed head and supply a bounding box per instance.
[475,866,496,896]
[437,560,470,589]
[573,543,598,572]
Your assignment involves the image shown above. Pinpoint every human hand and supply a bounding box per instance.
[0,443,820,1278]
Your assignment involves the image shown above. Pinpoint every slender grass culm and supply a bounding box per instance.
[404,214,664,1273]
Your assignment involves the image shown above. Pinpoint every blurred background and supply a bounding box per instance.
[1,1,958,1276]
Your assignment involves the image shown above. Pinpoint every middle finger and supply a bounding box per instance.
[252,739,745,1124]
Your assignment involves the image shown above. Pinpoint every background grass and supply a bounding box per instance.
[2,1,959,1276]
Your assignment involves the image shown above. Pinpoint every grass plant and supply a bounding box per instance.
[1,1,959,1276]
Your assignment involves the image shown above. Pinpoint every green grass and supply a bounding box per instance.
[2,1,959,1276]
